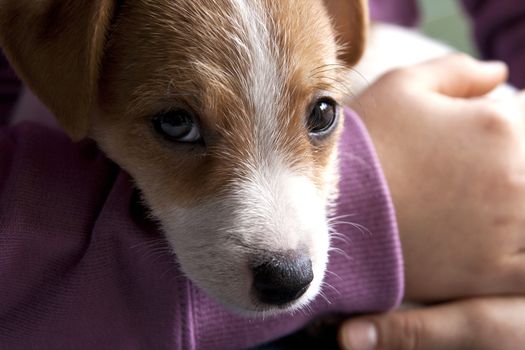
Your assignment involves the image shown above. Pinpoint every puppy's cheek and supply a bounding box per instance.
[155,203,256,309]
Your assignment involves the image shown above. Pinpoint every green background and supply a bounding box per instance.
[418,0,477,55]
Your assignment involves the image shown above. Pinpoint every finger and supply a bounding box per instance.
[339,304,471,350]
[412,54,508,98]
[338,298,525,350]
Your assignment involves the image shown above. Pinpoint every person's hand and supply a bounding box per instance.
[339,297,525,350]
[352,54,525,302]
[336,54,525,350]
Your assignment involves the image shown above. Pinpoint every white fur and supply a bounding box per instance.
[158,162,329,313]
[229,0,287,156]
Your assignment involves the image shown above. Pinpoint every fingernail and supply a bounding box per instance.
[343,321,378,350]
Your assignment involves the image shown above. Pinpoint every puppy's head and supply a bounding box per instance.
[0,0,367,313]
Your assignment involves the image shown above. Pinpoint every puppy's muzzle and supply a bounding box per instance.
[251,252,313,306]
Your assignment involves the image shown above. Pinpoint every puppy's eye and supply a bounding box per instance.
[307,98,338,137]
[152,109,201,143]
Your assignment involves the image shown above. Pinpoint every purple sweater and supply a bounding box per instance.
[1,110,402,349]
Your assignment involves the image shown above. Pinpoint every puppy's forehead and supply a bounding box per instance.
[184,0,335,109]
[108,0,339,115]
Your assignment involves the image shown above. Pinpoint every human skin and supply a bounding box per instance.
[339,55,525,350]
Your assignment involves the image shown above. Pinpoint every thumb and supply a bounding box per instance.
[338,303,476,350]
[412,54,508,98]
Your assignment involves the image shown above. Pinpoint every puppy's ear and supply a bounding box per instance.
[0,0,116,140]
[323,0,369,66]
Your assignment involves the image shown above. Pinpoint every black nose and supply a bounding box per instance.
[251,253,314,306]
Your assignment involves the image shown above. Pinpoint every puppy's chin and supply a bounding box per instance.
[149,173,331,314]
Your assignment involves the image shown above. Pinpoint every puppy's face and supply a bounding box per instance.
[92,0,346,313]
[1,0,367,314]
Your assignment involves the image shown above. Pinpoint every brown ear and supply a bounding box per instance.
[323,0,369,66]
[0,0,116,140]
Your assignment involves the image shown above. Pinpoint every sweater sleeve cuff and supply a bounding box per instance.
[181,108,404,350]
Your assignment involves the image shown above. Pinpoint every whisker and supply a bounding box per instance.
[324,270,344,284]
[317,289,332,305]
[328,246,351,260]
[321,280,341,296]
[329,235,352,246]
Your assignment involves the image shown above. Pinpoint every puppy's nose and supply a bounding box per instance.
[251,253,313,305]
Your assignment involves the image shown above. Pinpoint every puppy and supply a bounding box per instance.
[0,0,367,314]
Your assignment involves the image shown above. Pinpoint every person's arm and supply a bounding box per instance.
[461,0,525,88]
[339,55,525,350]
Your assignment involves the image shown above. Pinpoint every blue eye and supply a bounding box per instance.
[307,98,338,136]
[152,109,201,143]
